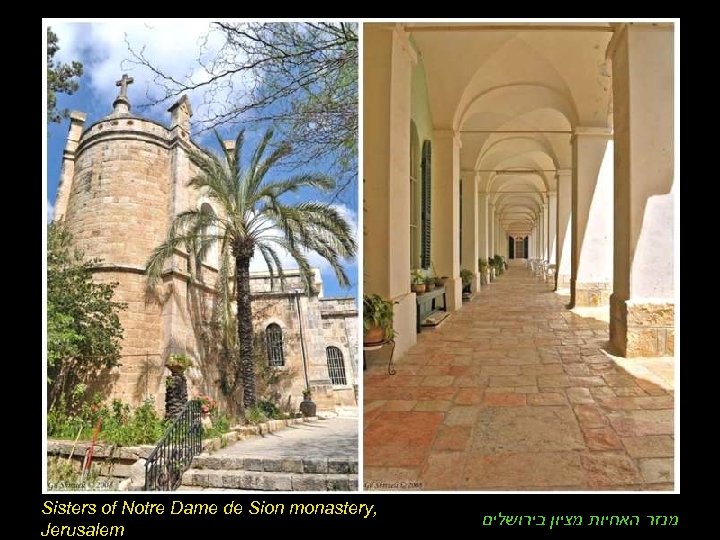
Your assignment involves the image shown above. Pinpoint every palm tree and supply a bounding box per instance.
[146,129,357,408]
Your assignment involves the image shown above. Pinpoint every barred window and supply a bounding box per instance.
[325,346,347,386]
[266,324,284,367]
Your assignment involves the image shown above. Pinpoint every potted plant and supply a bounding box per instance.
[493,255,504,275]
[478,258,489,285]
[424,275,435,291]
[166,353,193,374]
[411,269,426,294]
[460,269,473,290]
[363,294,395,345]
[431,262,447,287]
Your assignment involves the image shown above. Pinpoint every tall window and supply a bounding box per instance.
[421,140,432,269]
[266,324,284,367]
[409,123,420,269]
[326,346,347,385]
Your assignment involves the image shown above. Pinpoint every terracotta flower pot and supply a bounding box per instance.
[412,283,426,294]
[364,325,386,345]
[166,364,186,375]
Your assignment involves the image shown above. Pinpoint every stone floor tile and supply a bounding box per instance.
[567,387,594,404]
[445,406,479,426]
[363,265,675,491]
[527,392,567,406]
[414,400,452,412]
[581,451,643,487]
[464,452,585,489]
[422,451,468,490]
[621,435,674,458]
[453,387,485,405]
[582,427,623,451]
[433,426,472,451]
[381,400,417,411]
[483,393,526,407]
[472,406,585,453]
[638,458,674,484]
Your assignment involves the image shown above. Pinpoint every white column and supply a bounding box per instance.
[488,203,495,258]
[607,23,674,357]
[461,173,480,292]
[433,129,462,311]
[363,25,418,358]
[547,192,557,265]
[556,169,572,290]
[542,201,549,260]
[478,190,489,260]
[571,127,613,307]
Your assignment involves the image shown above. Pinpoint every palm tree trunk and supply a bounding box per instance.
[235,248,256,409]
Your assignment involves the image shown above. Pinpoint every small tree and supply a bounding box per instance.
[47,222,126,410]
[146,129,357,410]
[47,27,83,123]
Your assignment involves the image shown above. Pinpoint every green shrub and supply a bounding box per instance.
[258,400,287,420]
[245,406,268,425]
[47,396,164,446]
[202,410,232,439]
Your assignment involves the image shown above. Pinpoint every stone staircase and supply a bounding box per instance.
[180,416,358,491]
[181,454,358,491]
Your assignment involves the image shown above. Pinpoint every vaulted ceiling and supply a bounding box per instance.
[408,24,612,236]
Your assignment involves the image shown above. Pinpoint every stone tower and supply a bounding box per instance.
[54,75,217,409]
[54,76,359,413]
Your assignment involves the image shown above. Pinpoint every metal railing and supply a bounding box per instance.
[144,399,202,491]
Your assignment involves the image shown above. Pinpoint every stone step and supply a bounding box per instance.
[182,469,358,491]
[190,455,358,475]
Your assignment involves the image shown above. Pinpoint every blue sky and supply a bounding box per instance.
[47,21,358,300]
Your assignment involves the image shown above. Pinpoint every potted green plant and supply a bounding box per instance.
[478,258,489,285]
[460,269,473,287]
[493,255,504,275]
[424,275,435,291]
[411,269,426,294]
[460,269,474,299]
[431,262,447,287]
[363,294,395,345]
[166,353,193,374]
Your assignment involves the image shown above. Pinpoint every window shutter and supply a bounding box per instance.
[421,140,432,269]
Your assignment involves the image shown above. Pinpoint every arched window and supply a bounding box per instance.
[266,324,284,367]
[326,346,347,385]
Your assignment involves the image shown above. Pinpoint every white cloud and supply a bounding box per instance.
[51,21,249,125]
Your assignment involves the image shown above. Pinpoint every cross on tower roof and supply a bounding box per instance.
[115,74,134,99]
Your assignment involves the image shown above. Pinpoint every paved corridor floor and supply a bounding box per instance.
[363,264,675,491]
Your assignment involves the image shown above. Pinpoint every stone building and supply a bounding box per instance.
[53,78,358,414]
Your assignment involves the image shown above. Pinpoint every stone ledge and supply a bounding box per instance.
[47,441,154,461]
[181,469,358,491]
[192,455,359,474]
